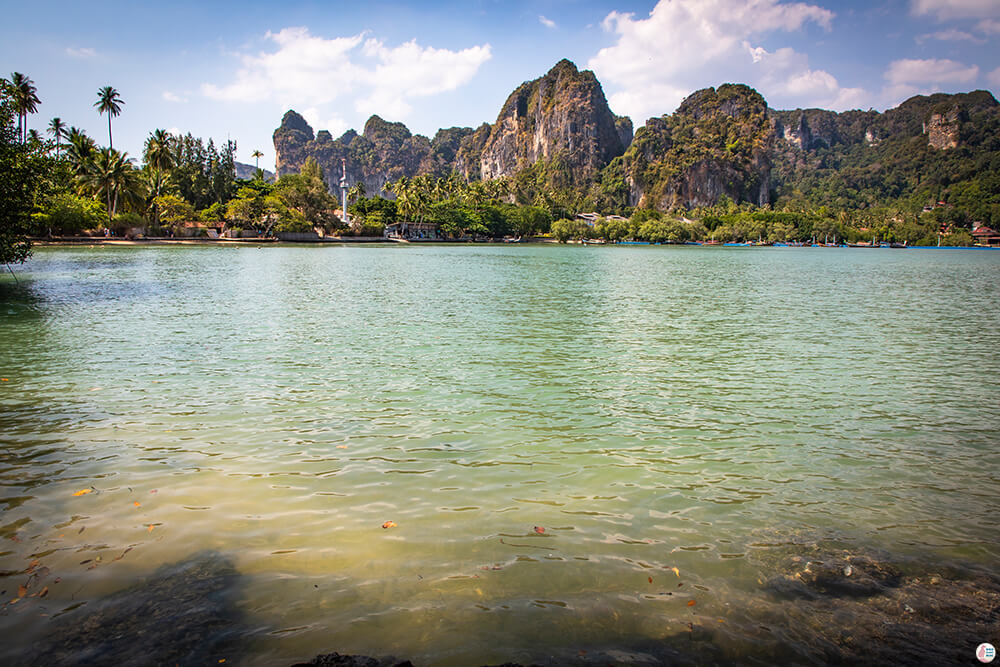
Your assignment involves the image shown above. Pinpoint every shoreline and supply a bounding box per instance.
[27,237,997,249]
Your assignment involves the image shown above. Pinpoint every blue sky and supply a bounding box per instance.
[3,0,998,170]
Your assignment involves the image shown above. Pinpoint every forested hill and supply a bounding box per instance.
[274,59,1000,228]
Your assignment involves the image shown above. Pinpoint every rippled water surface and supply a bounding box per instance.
[1,245,998,665]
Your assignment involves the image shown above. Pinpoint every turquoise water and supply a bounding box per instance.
[1,245,998,664]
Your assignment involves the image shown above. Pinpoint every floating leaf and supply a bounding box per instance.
[38,587,48,598]
[648,576,653,584]
[17,585,27,598]
[336,445,348,449]
[382,521,397,529]
[687,599,697,607]
[133,501,141,507]
[671,567,680,577]
[533,526,545,534]
[1,378,8,382]
[73,489,92,497]
[147,524,154,532]
[150,489,157,494]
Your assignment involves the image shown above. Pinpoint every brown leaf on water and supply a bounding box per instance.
[648,576,653,584]
[533,526,545,534]
[38,587,48,598]
[382,521,397,529]
[17,585,27,598]
[73,489,92,497]
[113,547,133,562]
[687,599,696,607]
[336,445,348,449]
[147,524,154,532]
[133,501,141,507]
[150,489,157,494]
[1,378,8,381]
[671,566,680,577]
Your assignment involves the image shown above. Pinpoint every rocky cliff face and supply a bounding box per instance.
[479,59,627,186]
[622,84,774,209]
[273,111,449,197]
[273,60,632,201]
[273,62,998,213]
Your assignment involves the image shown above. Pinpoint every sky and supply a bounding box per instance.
[2,0,998,170]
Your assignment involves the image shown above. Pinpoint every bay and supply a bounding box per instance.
[1,244,998,665]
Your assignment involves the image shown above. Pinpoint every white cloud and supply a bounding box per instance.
[911,0,1000,20]
[539,15,556,29]
[989,67,1000,87]
[301,108,349,138]
[748,44,869,109]
[162,91,188,103]
[917,28,986,43]
[976,18,1000,33]
[589,0,863,122]
[886,58,980,85]
[202,27,491,124]
[65,47,96,58]
[883,58,981,105]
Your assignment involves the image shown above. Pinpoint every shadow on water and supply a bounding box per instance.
[28,551,247,666]
[0,280,45,319]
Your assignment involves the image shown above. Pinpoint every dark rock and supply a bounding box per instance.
[293,652,414,667]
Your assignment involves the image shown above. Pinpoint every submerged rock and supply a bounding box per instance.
[749,538,1000,665]
[34,552,245,666]
[293,653,414,667]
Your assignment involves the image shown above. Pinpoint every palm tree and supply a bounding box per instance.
[4,72,40,143]
[251,149,263,170]
[94,86,123,149]
[80,147,141,226]
[348,181,366,203]
[65,127,97,177]
[48,117,66,156]
[143,129,175,226]
[143,129,174,173]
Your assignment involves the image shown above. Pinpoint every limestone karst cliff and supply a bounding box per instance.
[273,59,999,214]
[478,59,629,185]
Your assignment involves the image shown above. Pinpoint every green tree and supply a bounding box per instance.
[79,147,142,227]
[274,163,339,232]
[2,72,40,144]
[65,127,96,176]
[550,218,589,242]
[153,194,195,227]
[47,117,66,156]
[32,193,106,236]
[1,95,44,263]
[94,85,123,149]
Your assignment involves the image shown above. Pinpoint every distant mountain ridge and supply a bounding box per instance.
[234,161,274,181]
[273,59,1000,217]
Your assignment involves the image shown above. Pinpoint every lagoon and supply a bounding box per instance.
[1,245,999,665]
